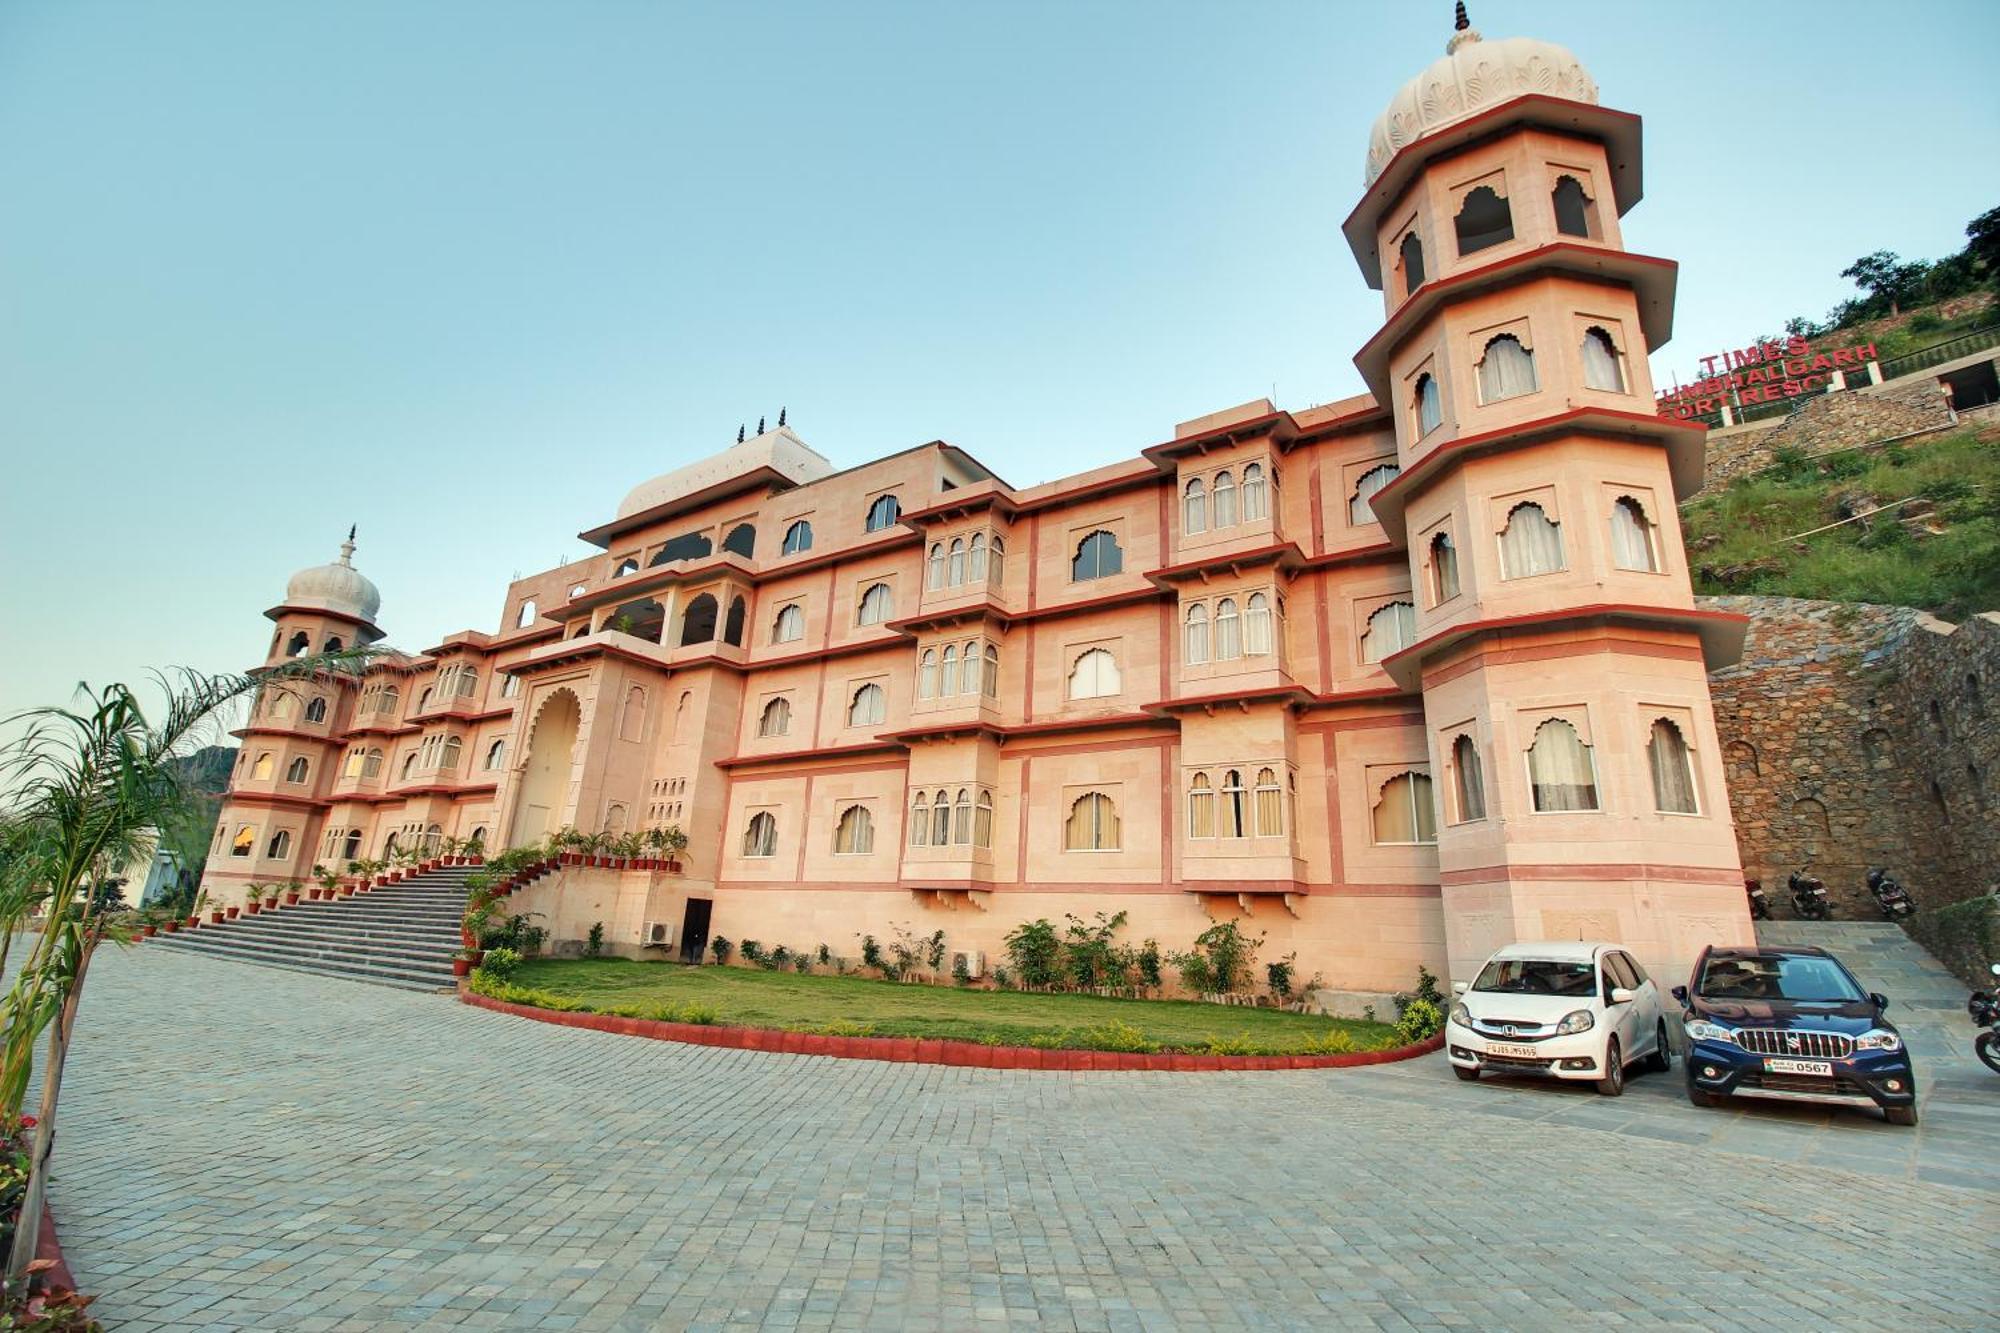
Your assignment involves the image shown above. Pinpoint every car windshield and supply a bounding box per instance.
[1471,958,1597,997]
[1697,955,1865,1003]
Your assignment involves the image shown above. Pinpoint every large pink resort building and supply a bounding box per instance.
[204,13,1756,988]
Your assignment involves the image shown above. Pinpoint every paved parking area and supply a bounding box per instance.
[49,941,1996,1330]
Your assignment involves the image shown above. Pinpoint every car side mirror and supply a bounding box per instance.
[1870,992,1889,1011]
[1670,985,1689,1005]
[1452,980,1468,995]
[1609,987,1636,1006]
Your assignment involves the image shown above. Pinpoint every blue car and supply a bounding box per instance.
[1673,945,1918,1126]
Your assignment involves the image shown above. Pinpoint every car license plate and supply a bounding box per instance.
[1764,1057,1833,1076]
[1486,1043,1539,1059]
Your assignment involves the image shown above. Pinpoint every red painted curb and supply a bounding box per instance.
[36,1199,76,1294]
[457,987,1446,1071]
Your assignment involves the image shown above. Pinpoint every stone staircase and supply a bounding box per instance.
[154,865,476,991]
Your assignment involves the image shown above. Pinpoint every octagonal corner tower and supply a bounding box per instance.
[1346,10,1754,981]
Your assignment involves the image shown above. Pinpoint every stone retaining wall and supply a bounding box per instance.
[1700,379,1958,490]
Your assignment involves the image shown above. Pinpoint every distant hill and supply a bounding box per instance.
[168,745,236,796]
[161,744,236,877]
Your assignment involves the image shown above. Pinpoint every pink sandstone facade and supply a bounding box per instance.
[202,16,1756,989]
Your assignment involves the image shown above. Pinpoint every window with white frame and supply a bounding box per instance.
[1184,604,1210,665]
[1068,648,1120,699]
[1214,598,1242,659]
[1183,477,1207,534]
[1213,471,1238,527]
[1241,463,1268,520]
[1187,772,1215,838]
[1245,593,1274,656]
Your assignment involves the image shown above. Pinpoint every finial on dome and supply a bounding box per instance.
[1446,0,1480,52]
[757,415,766,435]
[338,526,357,567]
[737,424,746,444]
[778,406,787,427]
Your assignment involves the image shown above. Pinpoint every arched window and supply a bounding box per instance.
[401,751,418,780]
[927,543,946,590]
[1254,768,1283,836]
[284,756,309,784]
[304,697,327,723]
[417,687,434,713]
[948,538,966,587]
[266,829,292,860]
[1214,598,1242,660]
[268,692,297,721]
[1212,471,1238,527]
[988,536,1005,587]
[982,644,999,699]
[1245,593,1274,656]
[1499,502,1564,578]
[848,683,885,727]
[960,640,980,694]
[722,523,756,558]
[1065,793,1120,851]
[1349,464,1399,526]
[618,686,647,743]
[323,636,343,653]
[916,648,940,700]
[758,696,791,737]
[1609,497,1657,572]
[723,595,746,646]
[865,494,901,532]
[514,600,537,630]
[231,825,255,857]
[941,645,960,696]
[1068,648,1120,699]
[1183,477,1207,534]
[1187,772,1214,839]
[1648,719,1699,814]
[380,684,401,715]
[1241,463,1268,521]
[952,789,972,845]
[1552,174,1595,238]
[1362,601,1417,663]
[286,631,311,657]
[1454,184,1514,254]
[931,789,951,846]
[1414,372,1442,435]
[1429,532,1460,604]
[782,520,813,555]
[1528,719,1598,812]
[856,582,893,626]
[613,557,639,579]
[341,829,363,861]
[1184,604,1210,665]
[342,748,365,779]
[362,748,383,778]
[439,736,463,772]
[975,791,993,847]
[655,531,713,564]
[1219,769,1247,838]
[1477,334,1538,402]
[772,603,805,644]
[484,739,506,771]
[679,593,719,645]
[969,533,988,582]
[834,805,874,855]
[1372,772,1437,844]
[1398,230,1426,295]
[742,812,778,858]
[909,793,930,846]
[1071,530,1123,581]
[252,752,274,780]
[1451,735,1486,822]
[1581,326,1625,393]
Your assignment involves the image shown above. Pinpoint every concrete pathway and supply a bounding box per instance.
[48,941,1997,1330]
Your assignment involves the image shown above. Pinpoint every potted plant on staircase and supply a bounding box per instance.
[283,879,303,906]
[242,884,263,915]
[452,946,483,979]
[314,863,342,901]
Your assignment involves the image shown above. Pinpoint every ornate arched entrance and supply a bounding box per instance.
[506,689,581,848]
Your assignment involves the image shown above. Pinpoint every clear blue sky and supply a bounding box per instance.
[2,0,1995,727]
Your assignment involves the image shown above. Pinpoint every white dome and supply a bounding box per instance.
[285,532,381,624]
[1365,26,1598,184]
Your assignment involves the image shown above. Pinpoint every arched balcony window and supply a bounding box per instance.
[1528,719,1598,812]
[679,593,719,645]
[772,603,805,644]
[1361,601,1417,664]
[230,826,255,857]
[1183,477,1207,534]
[1454,184,1514,255]
[981,644,1000,698]
[742,812,778,858]
[927,543,946,590]
[1183,604,1210,665]
[782,519,813,555]
[1648,719,1700,814]
[856,583,893,626]
[1245,593,1274,656]
[1430,532,1461,604]
[723,595,746,646]
[1064,793,1120,851]
[909,793,930,846]
[975,791,993,847]
[252,753,274,780]
[266,829,292,860]
[1499,503,1565,579]
[484,739,507,771]
[865,494,901,532]
[1219,770,1247,838]
[941,645,959,695]
[1581,326,1625,393]
[931,789,951,846]
[722,523,756,558]
[1477,334,1538,403]
[1254,767,1283,836]
[848,683,886,727]
[286,631,311,657]
[1610,497,1658,572]
[284,757,309,784]
[969,533,988,582]
[1071,530,1123,581]
[1068,648,1120,699]
[613,557,639,578]
[1414,373,1442,435]
[439,736,463,772]
[833,805,874,855]
[758,697,791,737]
[1241,463,1267,520]
[952,789,972,845]
[1552,174,1596,238]
[514,599,537,630]
[304,697,327,723]
[1214,598,1242,660]
[948,538,966,587]
[1399,230,1426,295]
[1371,771,1437,844]
[1187,772,1214,839]
[1212,471,1238,527]
[918,649,939,700]
[1349,464,1399,526]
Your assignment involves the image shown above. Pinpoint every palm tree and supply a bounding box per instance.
[0,658,368,1281]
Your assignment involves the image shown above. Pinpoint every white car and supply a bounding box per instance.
[1444,940,1672,1096]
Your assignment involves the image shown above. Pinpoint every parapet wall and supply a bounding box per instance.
[1704,596,1999,916]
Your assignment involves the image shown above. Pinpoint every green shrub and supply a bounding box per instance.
[709,935,733,964]
[1070,1020,1158,1053]
[1295,1030,1359,1056]
[1266,953,1296,1001]
[1169,920,1263,995]
[1394,998,1444,1045]
[814,1018,877,1037]
[1203,1032,1258,1056]
[740,939,765,965]
[1003,918,1062,989]
[858,934,882,972]
[585,921,604,958]
[480,947,523,981]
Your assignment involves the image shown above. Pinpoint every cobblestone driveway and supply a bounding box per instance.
[53,947,1994,1330]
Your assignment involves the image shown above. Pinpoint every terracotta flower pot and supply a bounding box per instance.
[226,907,240,920]
[665,859,682,873]
[210,911,225,924]
[452,957,473,978]
[162,920,179,933]
[285,891,300,905]
[185,916,199,928]
[263,898,279,911]
[341,885,356,897]
[141,925,156,937]
[244,902,260,915]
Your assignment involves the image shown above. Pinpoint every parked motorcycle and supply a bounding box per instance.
[1787,870,1833,920]
[1970,963,2000,1075]
[1745,878,1772,920]
[1865,867,1916,920]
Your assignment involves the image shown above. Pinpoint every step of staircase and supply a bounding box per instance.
[155,865,478,992]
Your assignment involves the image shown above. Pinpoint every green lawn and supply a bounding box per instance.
[491,958,1404,1056]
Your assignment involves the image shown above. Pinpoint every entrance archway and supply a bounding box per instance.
[506,690,581,848]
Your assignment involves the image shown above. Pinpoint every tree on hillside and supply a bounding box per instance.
[1967,206,2000,285]
[1839,250,1932,318]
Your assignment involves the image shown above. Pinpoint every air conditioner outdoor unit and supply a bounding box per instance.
[950,949,984,979]
[643,921,675,949]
